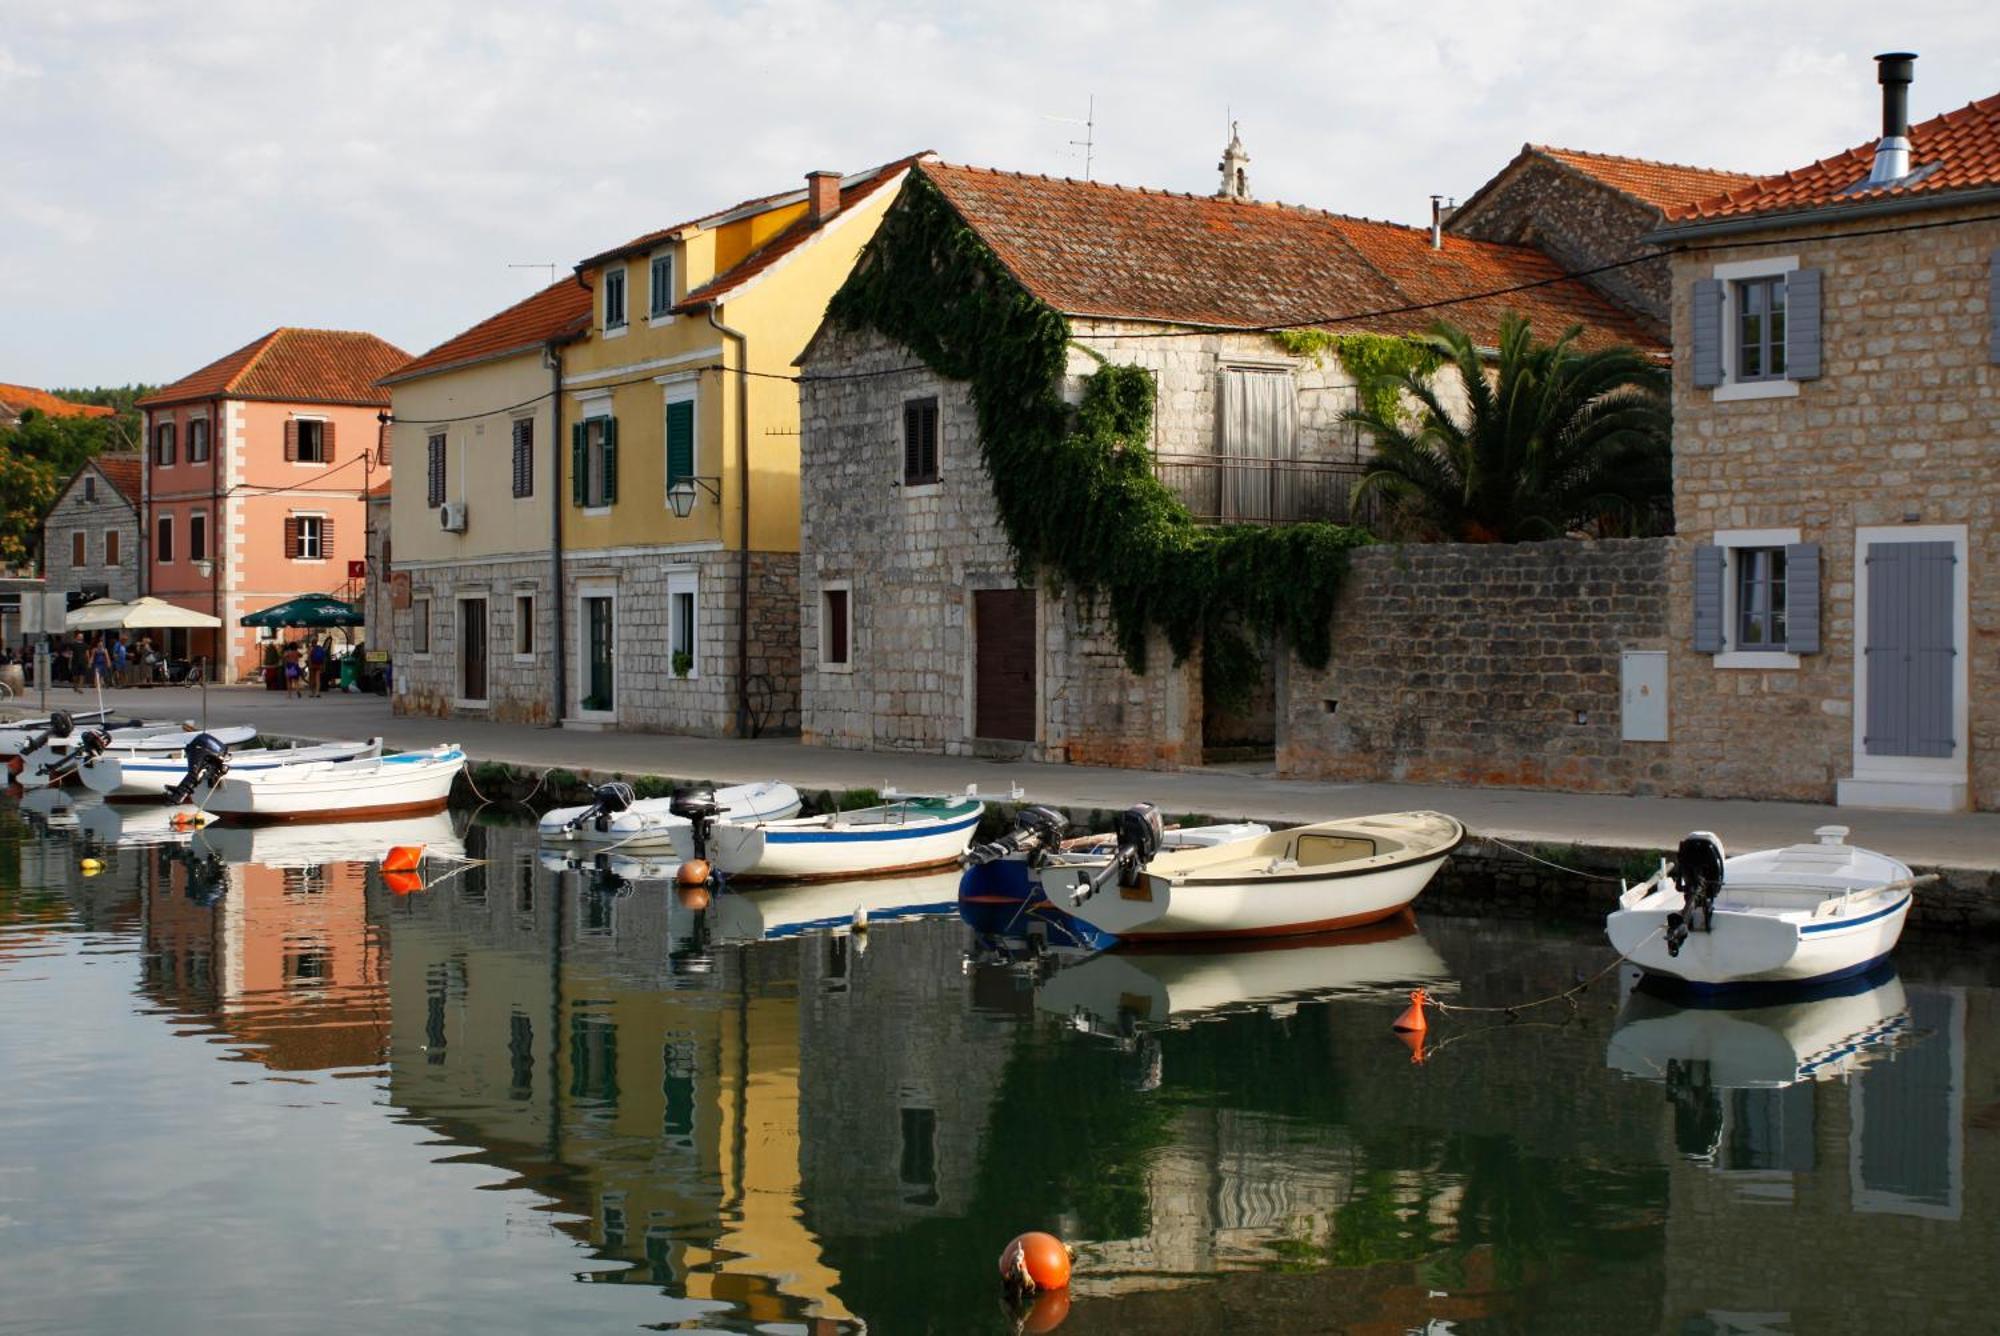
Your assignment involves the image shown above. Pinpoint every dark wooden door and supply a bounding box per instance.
[460,598,487,702]
[974,589,1036,741]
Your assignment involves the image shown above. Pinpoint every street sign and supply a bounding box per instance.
[348,559,367,579]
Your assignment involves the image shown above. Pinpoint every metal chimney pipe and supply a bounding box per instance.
[1429,194,1444,249]
[1868,52,1917,185]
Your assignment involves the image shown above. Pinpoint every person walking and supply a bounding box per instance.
[282,642,303,699]
[88,638,111,691]
[110,635,128,687]
[308,636,328,698]
[67,635,85,692]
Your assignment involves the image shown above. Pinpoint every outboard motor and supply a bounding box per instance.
[1664,831,1726,957]
[164,732,232,805]
[1071,803,1165,906]
[962,805,1070,868]
[668,786,724,862]
[38,727,111,784]
[565,780,637,834]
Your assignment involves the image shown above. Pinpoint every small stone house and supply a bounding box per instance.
[1650,57,2000,812]
[796,148,1660,768]
[41,454,143,610]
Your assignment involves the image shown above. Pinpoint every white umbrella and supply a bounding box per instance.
[66,596,223,630]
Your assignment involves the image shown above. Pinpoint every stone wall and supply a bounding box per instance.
[1447,155,1670,334]
[1664,204,2000,809]
[41,468,139,607]
[1280,539,1671,791]
[395,559,555,724]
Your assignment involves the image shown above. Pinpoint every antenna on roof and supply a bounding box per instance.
[1043,94,1096,180]
[507,262,558,286]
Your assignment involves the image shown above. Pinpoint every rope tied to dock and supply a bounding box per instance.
[1424,924,1662,1019]
[1481,834,1630,882]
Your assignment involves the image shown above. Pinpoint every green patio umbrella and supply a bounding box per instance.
[239,595,365,628]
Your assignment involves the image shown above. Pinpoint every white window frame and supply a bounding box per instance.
[574,581,618,721]
[514,591,536,662]
[187,413,211,464]
[1710,528,1802,670]
[293,512,327,561]
[1712,255,1801,403]
[154,419,177,467]
[188,509,208,565]
[293,414,330,464]
[659,376,699,509]
[156,513,175,564]
[410,596,432,658]
[666,565,699,681]
[579,396,614,516]
[818,579,853,674]
[647,249,676,323]
[602,264,628,337]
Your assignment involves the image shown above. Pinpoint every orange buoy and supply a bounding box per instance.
[998,1231,1072,1297]
[1017,1288,1071,1333]
[381,845,425,873]
[676,858,711,889]
[1397,1027,1427,1065]
[1392,988,1428,1034]
[170,810,209,830]
[6,755,23,775]
[676,883,712,911]
[383,869,426,895]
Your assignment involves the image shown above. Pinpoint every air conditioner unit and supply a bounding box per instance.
[439,501,468,533]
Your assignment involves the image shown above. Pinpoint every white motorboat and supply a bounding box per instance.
[1605,826,1924,991]
[537,779,801,848]
[79,737,381,799]
[709,869,965,943]
[1034,808,1465,943]
[17,723,258,788]
[188,743,465,822]
[0,708,114,757]
[688,795,984,881]
[191,810,465,867]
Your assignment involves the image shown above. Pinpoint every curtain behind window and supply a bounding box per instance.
[1218,369,1297,522]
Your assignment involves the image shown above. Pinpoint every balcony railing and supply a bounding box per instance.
[1153,453,1380,528]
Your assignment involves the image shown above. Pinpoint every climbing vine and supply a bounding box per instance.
[1270,329,1441,426]
[826,173,1371,705]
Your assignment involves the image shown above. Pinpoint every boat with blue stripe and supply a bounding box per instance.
[686,794,985,881]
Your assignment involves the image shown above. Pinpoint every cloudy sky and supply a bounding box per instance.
[4,0,1994,387]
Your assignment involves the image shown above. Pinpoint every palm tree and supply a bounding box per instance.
[1345,314,1671,542]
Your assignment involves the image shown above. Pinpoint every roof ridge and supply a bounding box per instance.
[222,328,287,395]
[1531,143,1760,180]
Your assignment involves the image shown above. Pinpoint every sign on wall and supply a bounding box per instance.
[348,559,367,580]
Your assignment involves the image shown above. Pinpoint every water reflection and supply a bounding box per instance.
[2,806,1997,1334]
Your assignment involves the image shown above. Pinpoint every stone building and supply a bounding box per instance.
[39,454,142,611]
[796,149,1660,768]
[1650,58,2000,811]
[1449,146,1757,335]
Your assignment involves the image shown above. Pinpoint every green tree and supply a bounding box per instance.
[1345,314,1671,542]
[0,409,128,570]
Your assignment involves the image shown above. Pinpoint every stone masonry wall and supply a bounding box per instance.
[395,559,554,725]
[1280,538,1671,791]
[1664,205,2000,808]
[42,469,139,608]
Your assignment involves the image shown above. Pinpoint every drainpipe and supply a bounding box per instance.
[705,304,753,737]
[548,337,568,725]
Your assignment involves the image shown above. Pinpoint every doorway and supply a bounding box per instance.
[459,597,488,704]
[972,588,1035,741]
[580,593,615,716]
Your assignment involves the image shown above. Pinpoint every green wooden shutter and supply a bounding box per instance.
[571,422,587,507]
[601,418,619,504]
[666,399,694,485]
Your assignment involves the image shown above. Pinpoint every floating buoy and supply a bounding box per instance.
[677,883,711,911]
[1397,1027,1427,1065]
[79,857,104,877]
[676,858,711,889]
[1017,1288,1071,1333]
[170,810,210,831]
[5,755,22,775]
[383,869,426,895]
[1392,988,1428,1035]
[999,1231,1072,1298]
[382,845,425,873]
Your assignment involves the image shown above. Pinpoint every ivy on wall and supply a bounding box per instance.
[826,173,1370,705]
[1269,329,1442,425]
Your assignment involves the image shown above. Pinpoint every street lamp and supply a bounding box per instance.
[193,559,215,580]
[665,475,723,519]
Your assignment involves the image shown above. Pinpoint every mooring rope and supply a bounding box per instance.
[1481,834,1633,883]
[1426,924,1664,1018]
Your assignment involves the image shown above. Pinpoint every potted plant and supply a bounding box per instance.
[672,650,693,678]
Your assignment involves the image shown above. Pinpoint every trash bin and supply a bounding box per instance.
[339,657,358,691]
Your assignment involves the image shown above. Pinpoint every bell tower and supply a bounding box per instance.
[1217,122,1250,201]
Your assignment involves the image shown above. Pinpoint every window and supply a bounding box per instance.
[426,432,446,507]
[287,514,328,560]
[1736,546,1787,646]
[154,421,177,466]
[665,393,695,488]
[1694,528,1817,667]
[902,396,939,486]
[83,476,96,502]
[511,418,534,499]
[71,531,85,568]
[189,512,207,564]
[156,514,174,563]
[104,530,120,566]
[820,583,851,670]
[288,418,328,463]
[667,569,697,678]
[649,252,674,319]
[514,593,535,658]
[603,266,627,330]
[188,418,210,463]
[573,416,618,508]
[1736,276,1787,382]
[412,596,431,654]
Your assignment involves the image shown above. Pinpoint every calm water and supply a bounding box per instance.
[2,799,1996,1335]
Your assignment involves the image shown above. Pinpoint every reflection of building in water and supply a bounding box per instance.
[1655,985,1999,1333]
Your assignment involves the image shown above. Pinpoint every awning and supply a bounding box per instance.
[67,596,223,630]
[239,595,365,629]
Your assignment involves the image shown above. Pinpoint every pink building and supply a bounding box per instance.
[138,328,408,679]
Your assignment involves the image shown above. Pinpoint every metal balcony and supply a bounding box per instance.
[1153,453,1380,528]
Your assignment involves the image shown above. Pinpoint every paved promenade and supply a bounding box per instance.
[9,683,2000,871]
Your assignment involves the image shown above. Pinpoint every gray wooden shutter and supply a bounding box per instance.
[1784,542,1820,653]
[1785,268,1822,380]
[1864,541,1957,757]
[1691,279,1724,388]
[1989,251,1999,364]
[571,423,587,506]
[1693,544,1724,652]
[601,418,619,503]
[283,419,299,462]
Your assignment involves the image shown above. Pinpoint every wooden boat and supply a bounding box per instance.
[191,810,465,867]
[79,737,380,798]
[537,779,800,848]
[1605,826,1924,991]
[187,743,465,822]
[1034,809,1465,943]
[18,723,257,788]
[689,795,984,881]
[0,708,114,757]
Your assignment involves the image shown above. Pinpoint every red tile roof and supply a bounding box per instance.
[0,383,116,421]
[1531,146,1759,212]
[578,185,805,272]
[1670,91,2000,223]
[920,162,1664,352]
[94,454,142,506]
[380,279,592,385]
[139,328,411,409]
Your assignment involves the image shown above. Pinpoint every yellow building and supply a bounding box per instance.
[558,155,923,734]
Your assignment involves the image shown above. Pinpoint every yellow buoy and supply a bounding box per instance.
[79,857,104,877]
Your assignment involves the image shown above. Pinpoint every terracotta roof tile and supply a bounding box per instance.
[381,279,592,384]
[94,454,142,506]
[579,186,805,272]
[0,383,116,421]
[1531,146,1760,212]
[139,328,411,409]
[1671,91,2000,222]
[920,162,1663,352]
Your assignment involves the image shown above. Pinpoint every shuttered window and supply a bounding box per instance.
[1736,277,1786,381]
[189,513,207,563]
[665,397,695,486]
[156,515,174,563]
[1694,539,1819,656]
[603,267,627,329]
[154,421,177,466]
[902,396,939,485]
[71,532,85,567]
[1695,267,1822,390]
[511,419,534,499]
[572,417,617,507]
[104,530,120,566]
[187,418,210,463]
[1735,547,1787,645]
[286,515,330,560]
[426,433,446,507]
[649,253,674,318]
[287,419,330,463]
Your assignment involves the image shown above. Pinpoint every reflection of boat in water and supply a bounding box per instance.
[709,869,964,943]
[191,811,466,868]
[1607,966,1912,1090]
[77,797,200,847]
[1036,912,1455,1037]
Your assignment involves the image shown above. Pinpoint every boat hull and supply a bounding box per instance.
[537,780,801,848]
[691,803,983,881]
[81,739,379,798]
[1607,894,1911,991]
[195,746,465,822]
[1607,967,1911,1087]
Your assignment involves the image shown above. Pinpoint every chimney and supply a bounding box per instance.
[1428,195,1456,249]
[1867,51,1917,186]
[807,170,843,223]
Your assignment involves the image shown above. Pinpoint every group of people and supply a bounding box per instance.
[278,636,339,699]
[1,633,173,690]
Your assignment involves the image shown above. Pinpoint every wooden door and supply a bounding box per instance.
[974,589,1036,741]
[460,598,487,703]
[1863,540,1955,757]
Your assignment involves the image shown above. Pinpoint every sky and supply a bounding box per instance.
[3,0,1995,388]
